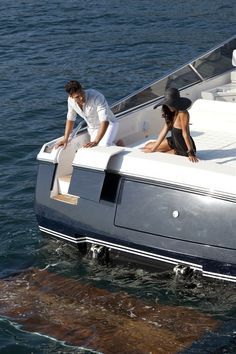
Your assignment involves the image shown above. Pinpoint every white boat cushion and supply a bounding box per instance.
[231,70,236,83]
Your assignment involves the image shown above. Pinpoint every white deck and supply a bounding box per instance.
[128,98,236,168]
[38,97,236,199]
[192,130,236,167]
[69,99,236,197]
[129,130,236,168]
[189,99,236,168]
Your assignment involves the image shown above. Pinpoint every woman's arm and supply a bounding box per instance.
[180,112,198,162]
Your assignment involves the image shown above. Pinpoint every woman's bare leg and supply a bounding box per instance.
[143,141,156,149]
[144,139,172,152]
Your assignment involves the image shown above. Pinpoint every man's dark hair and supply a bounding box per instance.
[64,80,83,94]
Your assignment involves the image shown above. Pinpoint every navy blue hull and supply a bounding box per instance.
[35,162,236,282]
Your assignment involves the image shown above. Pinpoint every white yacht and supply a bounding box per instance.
[35,35,236,282]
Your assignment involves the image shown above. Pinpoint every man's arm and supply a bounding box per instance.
[84,121,109,148]
[55,120,75,148]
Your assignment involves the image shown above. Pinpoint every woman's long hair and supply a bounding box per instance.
[161,105,175,130]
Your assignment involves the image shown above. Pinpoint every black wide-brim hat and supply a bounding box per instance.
[154,87,192,110]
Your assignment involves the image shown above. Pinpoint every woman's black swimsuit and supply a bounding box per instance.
[167,127,196,156]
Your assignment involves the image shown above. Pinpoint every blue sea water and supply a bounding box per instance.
[0,0,236,353]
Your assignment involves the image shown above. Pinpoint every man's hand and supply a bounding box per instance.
[83,141,98,148]
[55,139,68,149]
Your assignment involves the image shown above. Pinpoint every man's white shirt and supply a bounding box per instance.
[67,89,116,131]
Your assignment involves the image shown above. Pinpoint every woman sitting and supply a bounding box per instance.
[143,87,198,163]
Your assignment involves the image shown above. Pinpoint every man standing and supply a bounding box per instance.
[56,80,118,148]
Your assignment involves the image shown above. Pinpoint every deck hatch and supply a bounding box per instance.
[68,167,105,202]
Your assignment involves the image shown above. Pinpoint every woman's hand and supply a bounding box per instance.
[187,148,199,162]
[188,154,199,163]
